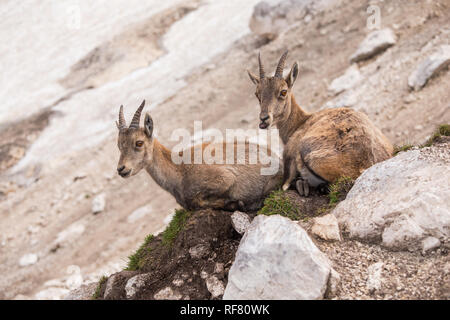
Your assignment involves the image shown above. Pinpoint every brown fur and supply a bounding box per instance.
[248,52,393,189]
[116,107,282,211]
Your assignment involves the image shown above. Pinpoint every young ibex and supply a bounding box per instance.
[248,51,393,196]
[116,101,282,211]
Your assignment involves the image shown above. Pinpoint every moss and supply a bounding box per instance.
[162,209,192,247]
[258,190,303,220]
[328,176,354,206]
[125,234,154,271]
[91,275,108,300]
[421,124,450,147]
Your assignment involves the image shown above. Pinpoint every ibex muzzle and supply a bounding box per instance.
[247,50,299,129]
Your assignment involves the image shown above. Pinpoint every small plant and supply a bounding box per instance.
[91,275,108,300]
[126,234,154,271]
[421,124,450,147]
[258,190,302,220]
[162,209,192,247]
[328,176,354,206]
[393,143,414,155]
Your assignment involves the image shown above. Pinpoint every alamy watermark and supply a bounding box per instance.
[366,4,381,30]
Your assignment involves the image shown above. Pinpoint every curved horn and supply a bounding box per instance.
[129,100,145,129]
[117,105,126,130]
[258,52,265,80]
[274,50,289,78]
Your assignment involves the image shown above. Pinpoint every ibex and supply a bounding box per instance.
[116,101,282,211]
[247,51,393,196]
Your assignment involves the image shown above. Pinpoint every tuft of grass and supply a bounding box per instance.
[162,209,192,247]
[258,190,303,220]
[393,143,414,155]
[328,176,354,206]
[421,124,450,147]
[126,234,154,271]
[91,275,108,300]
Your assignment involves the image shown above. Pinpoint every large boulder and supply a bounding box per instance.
[333,142,450,251]
[224,215,332,300]
[350,28,396,63]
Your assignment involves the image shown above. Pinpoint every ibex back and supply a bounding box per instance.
[248,51,393,196]
[116,101,283,211]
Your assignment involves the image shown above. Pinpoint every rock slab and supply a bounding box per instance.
[224,215,332,300]
[350,28,396,63]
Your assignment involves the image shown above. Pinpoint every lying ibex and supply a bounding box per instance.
[248,51,393,196]
[116,101,282,211]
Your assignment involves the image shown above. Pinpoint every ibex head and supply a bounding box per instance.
[116,100,154,178]
[248,50,299,129]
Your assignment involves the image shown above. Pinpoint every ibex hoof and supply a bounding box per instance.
[282,183,290,191]
[296,179,310,197]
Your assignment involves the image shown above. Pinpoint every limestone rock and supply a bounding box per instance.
[224,215,332,300]
[205,276,225,299]
[333,143,450,251]
[408,45,450,90]
[328,65,363,95]
[64,283,97,300]
[92,193,106,214]
[154,287,182,300]
[366,262,384,293]
[421,236,441,253]
[19,253,38,267]
[231,211,251,235]
[125,273,151,299]
[350,28,396,63]
[311,214,342,241]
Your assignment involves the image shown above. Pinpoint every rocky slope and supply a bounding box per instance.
[1,0,449,299]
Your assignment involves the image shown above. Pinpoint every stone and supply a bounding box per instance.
[19,253,38,267]
[125,273,150,299]
[64,283,97,300]
[366,262,384,293]
[408,45,450,90]
[92,193,106,214]
[350,28,396,63]
[231,211,251,235]
[333,144,450,251]
[127,204,152,223]
[35,287,70,300]
[154,287,182,300]
[189,243,210,259]
[421,236,441,253]
[328,65,363,95]
[311,214,342,241]
[206,276,225,299]
[55,223,85,246]
[224,215,332,300]
[328,269,341,297]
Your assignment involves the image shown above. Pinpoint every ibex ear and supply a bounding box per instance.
[144,113,153,138]
[286,62,299,88]
[247,70,260,85]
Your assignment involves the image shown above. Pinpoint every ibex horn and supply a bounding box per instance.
[258,52,265,80]
[117,105,126,130]
[129,100,145,129]
[274,50,289,78]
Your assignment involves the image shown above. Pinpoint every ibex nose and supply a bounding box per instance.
[117,165,125,173]
[260,114,270,122]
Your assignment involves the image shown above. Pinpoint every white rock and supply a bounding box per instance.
[408,45,450,90]
[311,214,342,241]
[224,215,332,300]
[64,283,97,300]
[127,204,152,223]
[189,243,209,259]
[328,269,341,297]
[366,262,383,292]
[125,273,150,299]
[422,236,441,253]
[214,263,224,274]
[55,223,85,246]
[333,144,450,251]
[35,287,70,300]
[154,287,182,300]
[350,28,396,63]
[92,193,106,214]
[231,211,251,235]
[206,276,225,299]
[19,253,38,267]
[328,65,363,95]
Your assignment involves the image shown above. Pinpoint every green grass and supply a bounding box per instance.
[328,176,354,206]
[125,234,154,271]
[162,209,192,247]
[421,124,450,148]
[258,190,303,220]
[91,275,108,300]
[393,143,414,155]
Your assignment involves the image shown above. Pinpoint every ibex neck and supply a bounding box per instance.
[145,139,182,195]
[277,95,310,144]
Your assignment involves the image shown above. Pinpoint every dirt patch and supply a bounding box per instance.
[60,1,200,90]
[97,209,241,300]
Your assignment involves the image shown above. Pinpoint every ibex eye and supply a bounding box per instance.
[135,141,144,148]
[280,90,287,97]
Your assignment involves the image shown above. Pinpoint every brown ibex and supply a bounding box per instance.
[247,51,393,196]
[116,101,282,211]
